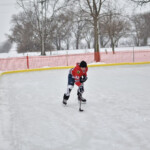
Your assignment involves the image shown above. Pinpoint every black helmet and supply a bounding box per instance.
[80,60,87,68]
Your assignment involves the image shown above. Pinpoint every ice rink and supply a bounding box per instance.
[0,64,150,150]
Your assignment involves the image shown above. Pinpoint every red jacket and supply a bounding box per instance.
[71,63,88,86]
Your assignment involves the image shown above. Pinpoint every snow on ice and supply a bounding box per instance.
[0,64,150,150]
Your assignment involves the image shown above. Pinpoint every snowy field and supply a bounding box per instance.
[0,46,150,58]
[0,64,150,150]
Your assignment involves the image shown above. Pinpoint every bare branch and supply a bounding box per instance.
[131,0,150,5]
[86,0,94,16]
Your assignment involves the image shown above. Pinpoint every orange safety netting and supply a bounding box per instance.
[0,50,150,71]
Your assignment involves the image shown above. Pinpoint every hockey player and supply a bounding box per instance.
[63,60,88,105]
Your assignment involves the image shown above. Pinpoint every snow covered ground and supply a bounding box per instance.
[0,64,150,150]
[0,46,150,58]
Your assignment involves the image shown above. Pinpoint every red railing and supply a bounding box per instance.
[0,50,150,71]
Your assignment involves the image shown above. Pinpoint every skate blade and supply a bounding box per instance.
[62,101,67,106]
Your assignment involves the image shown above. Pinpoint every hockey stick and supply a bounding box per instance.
[79,99,84,112]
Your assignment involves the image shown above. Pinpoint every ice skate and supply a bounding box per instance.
[62,94,69,105]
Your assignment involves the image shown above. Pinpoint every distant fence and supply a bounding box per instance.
[0,50,150,71]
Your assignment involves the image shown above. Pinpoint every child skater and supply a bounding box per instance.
[63,60,88,105]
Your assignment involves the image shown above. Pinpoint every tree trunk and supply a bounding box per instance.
[87,42,90,49]
[76,38,79,49]
[111,38,115,54]
[94,17,100,62]
[142,37,147,46]
[58,37,61,50]
[66,39,70,50]
[100,36,104,48]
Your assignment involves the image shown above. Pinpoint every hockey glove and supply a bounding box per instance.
[78,85,84,94]
[80,75,87,83]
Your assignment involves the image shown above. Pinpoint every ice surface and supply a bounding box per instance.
[0,65,150,150]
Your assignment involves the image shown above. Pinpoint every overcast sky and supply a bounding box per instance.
[0,0,149,44]
[0,0,21,43]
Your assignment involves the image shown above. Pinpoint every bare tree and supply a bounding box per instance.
[107,13,130,53]
[8,11,43,53]
[83,24,94,49]
[62,10,74,50]
[131,0,150,5]
[131,12,150,46]
[16,0,71,54]
[78,0,107,62]
[142,12,150,45]
[16,0,47,54]
[98,2,131,53]
[99,18,110,48]
[131,15,142,46]
[71,10,87,49]
[51,13,73,50]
